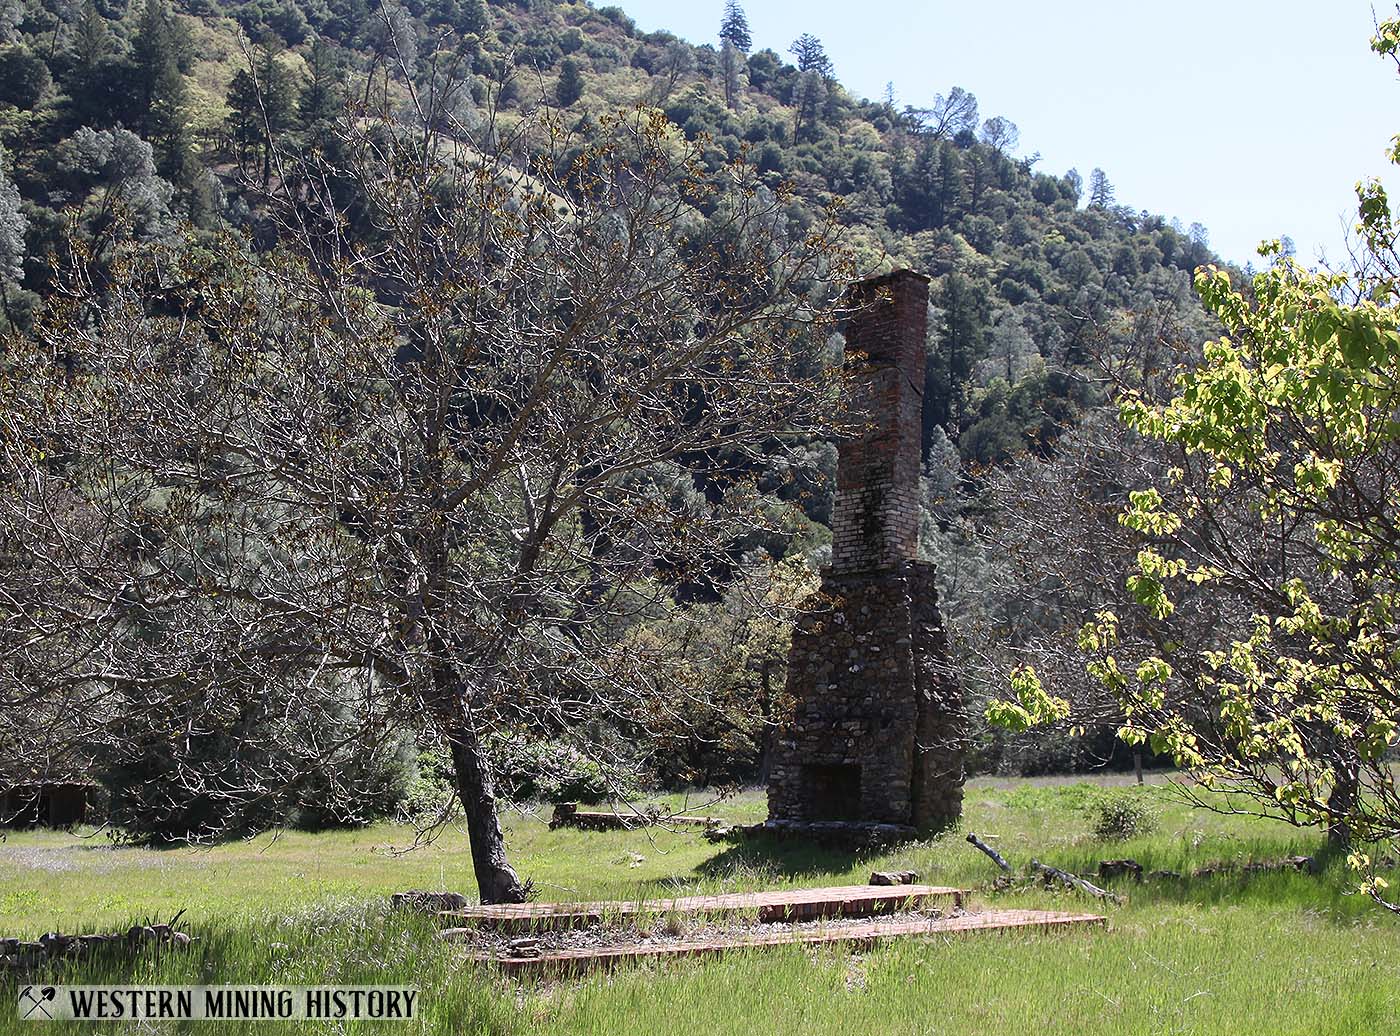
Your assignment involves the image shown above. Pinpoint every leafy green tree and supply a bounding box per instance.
[1064,167,1082,202]
[979,115,1018,155]
[990,14,1400,909]
[0,0,18,44]
[0,144,26,324]
[53,125,174,236]
[362,1,416,108]
[720,39,743,110]
[0,44,51,109]
[458,0,489,36]
[647,41,694,105]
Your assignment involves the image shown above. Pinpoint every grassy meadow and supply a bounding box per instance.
[1,776,1397,1034]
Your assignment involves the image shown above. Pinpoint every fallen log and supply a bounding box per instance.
[1097,859,1143,883]
[1031,860,1122,905]
[965,833,1012,872]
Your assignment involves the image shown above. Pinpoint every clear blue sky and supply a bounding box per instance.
[615,0,1398,268]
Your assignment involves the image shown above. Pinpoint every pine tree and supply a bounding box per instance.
[555,56,583,107]
[457,0,488,36]
[68,2,111,80]
[253,43,296,185]
[788,33,831,76]
[719,0,751,53]
[299,37,344,148]
[1088,167,1114,209]
[130,0,188,178]
[787,34,833,140]
[225,68,261,167]
[925,271,986,436]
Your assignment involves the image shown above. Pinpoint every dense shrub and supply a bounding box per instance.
[1089,789,1162,840]
[96,692,416,842]
[492,736,631,805]
[288,729,417,831]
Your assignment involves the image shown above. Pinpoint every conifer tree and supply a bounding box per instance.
[788,33,831,76]
[788,33,832,140]
[1088,167,1114,208]
[253,43,296,185]
[68,2,110,81]
[555,56,583,107]
[224,68,261,168]
[718,0,749,110]
[299,37,344,148]
[719,0,751,53]
[131,0,189,178]
[457,0,488,36]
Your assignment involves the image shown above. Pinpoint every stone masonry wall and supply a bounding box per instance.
[767,270,964,832]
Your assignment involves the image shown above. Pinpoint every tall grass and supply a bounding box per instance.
[2,778,1396,1034]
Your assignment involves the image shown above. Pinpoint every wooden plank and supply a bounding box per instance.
[439,884,967,934]
[468,909,1107,976]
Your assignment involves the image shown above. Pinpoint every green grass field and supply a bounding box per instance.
[2,776,1397,1034]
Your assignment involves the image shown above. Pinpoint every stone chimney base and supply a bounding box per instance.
[767,561,964,831]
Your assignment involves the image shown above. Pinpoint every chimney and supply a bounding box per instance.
[829,269,929,574]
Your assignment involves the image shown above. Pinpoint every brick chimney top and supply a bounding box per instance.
[829,268,927,574]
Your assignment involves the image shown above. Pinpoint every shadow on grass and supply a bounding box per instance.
[690,834,887,882]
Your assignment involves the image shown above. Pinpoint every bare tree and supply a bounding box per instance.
[904,87,979,140]
[979,116,1019,156]
[0,88,855,900]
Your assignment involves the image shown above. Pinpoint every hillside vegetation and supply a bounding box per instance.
[1,0,1220,464]
[0,0,1232,830]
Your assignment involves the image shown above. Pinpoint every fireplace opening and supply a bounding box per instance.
[801,763,862,821]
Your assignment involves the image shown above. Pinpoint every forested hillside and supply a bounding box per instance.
[0,0,1230,832]
[1,0,1220,462]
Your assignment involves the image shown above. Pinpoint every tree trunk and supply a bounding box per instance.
[1327,755,1360,852]
[757,659,775,785]
[1133,749,1143,786]
[445,719,528,905]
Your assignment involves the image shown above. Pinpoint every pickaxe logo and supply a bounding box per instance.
[17,986,56,1020]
